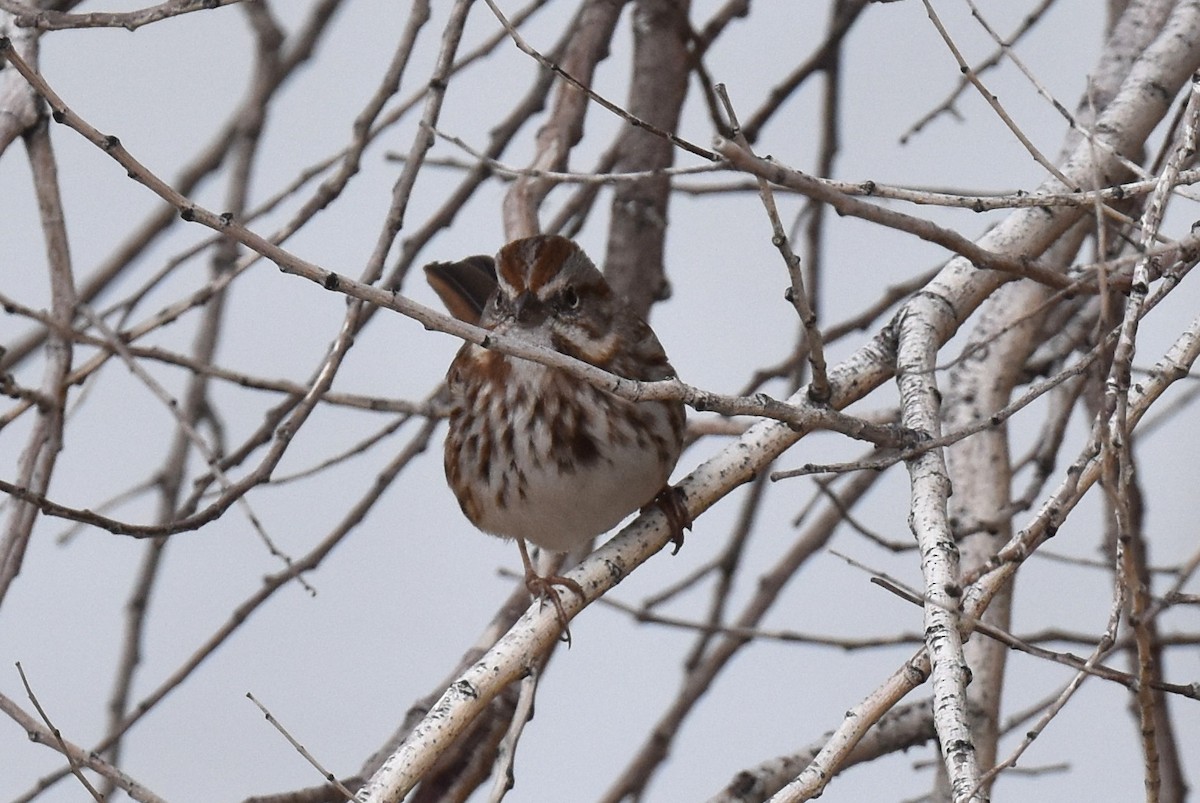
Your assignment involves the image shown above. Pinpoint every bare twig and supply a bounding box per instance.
[716,83,832,403]
[247,692,357,801]
[1,673,167,803]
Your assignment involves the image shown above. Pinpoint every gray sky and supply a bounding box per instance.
[2,1,1197,801]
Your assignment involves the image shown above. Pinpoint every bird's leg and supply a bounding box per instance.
[517,537,584,644]
[645,485,692,555]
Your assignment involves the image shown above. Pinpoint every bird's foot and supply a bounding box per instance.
[645,485,692,555]
[524,569,584,646]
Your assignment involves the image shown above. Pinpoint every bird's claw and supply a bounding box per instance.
[524,570,584,646]
[646,485,691,555]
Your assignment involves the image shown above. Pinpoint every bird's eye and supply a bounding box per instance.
[560,286,580,310]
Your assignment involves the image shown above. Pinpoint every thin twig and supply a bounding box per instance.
[715,83,832,403]
[247,692,357,801]
[480,0,718,163]
[16,663,104,802]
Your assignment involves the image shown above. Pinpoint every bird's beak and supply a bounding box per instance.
[513,290,548,326]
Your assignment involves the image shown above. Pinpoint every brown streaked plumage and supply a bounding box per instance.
[426,234,686,638]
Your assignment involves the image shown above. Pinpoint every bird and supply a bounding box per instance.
[426,234,687,636]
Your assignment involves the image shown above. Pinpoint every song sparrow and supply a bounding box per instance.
[426,234,686,633]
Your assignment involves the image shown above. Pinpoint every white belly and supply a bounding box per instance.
[477,425,670,552]
[458,357,677,552]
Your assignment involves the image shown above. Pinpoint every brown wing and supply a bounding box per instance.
[424,255,498,325]
[610,310,678,383]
